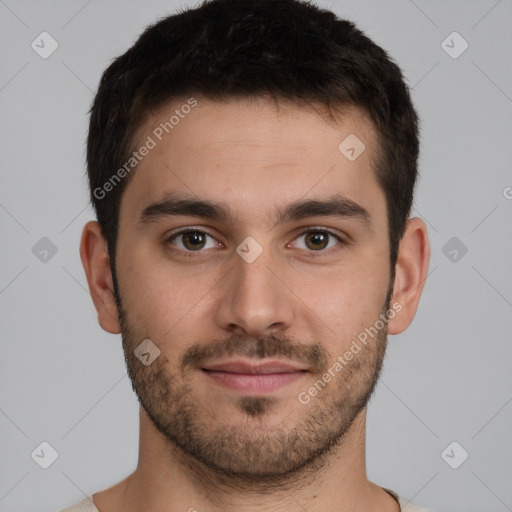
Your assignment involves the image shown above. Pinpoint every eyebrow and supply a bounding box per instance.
[277,195,371,229]
[137,193,371,229]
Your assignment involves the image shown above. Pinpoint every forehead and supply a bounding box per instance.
[120,96,385,227]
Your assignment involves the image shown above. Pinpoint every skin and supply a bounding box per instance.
[80,95,430,512]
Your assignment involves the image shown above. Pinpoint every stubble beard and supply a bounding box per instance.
[118,300,389,486]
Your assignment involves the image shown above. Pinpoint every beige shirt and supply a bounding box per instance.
[60,489,435,511]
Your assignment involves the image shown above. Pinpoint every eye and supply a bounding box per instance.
[291,229,342,251]
[168,230,220,251]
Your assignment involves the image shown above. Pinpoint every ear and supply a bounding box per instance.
[80,221,121,334]
[387,217,430,335]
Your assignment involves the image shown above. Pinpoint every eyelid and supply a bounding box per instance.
[166,226,217,238]
[286,227,347,254]
[165,226,348,254]
[166,227,224,250]
[291,226,346,243]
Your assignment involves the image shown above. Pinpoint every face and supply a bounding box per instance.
[114,96,393,482]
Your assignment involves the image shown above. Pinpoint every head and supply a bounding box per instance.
[81,0,429,484]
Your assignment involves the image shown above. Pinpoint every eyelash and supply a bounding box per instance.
[166,227,345,257]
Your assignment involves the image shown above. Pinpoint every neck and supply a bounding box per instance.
[93,407,400,512]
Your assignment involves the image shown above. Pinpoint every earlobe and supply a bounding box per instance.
[80,221,121,334]
[387,217,430,335]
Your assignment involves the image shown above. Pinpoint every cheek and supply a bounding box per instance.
[116,247,222,338]
[296,254,390,341]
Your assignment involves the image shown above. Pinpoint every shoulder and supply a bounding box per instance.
[60,496,99,512]
[384,487,435,512]
[397,495,436,512]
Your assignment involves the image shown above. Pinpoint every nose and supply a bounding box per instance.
[214,246,295,337]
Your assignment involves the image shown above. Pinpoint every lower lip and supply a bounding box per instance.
[203,370,305,393]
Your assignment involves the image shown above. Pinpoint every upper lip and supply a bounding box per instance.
[202,360,308,374]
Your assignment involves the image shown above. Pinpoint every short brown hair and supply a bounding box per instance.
[87,0,420,277]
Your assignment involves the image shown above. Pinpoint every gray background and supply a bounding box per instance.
[1,0,511,511]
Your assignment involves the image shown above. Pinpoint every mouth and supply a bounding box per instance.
[201,360,309,393]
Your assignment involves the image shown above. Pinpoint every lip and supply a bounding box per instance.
[201,359,308,393]
[203,360,307,374]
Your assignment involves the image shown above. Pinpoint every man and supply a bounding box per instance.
[64,0,432,510]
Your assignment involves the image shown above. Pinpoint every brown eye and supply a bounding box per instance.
[182,231,207,250]
[291,229,342,252]
[169,230,219,252]
[304,231,329,250]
